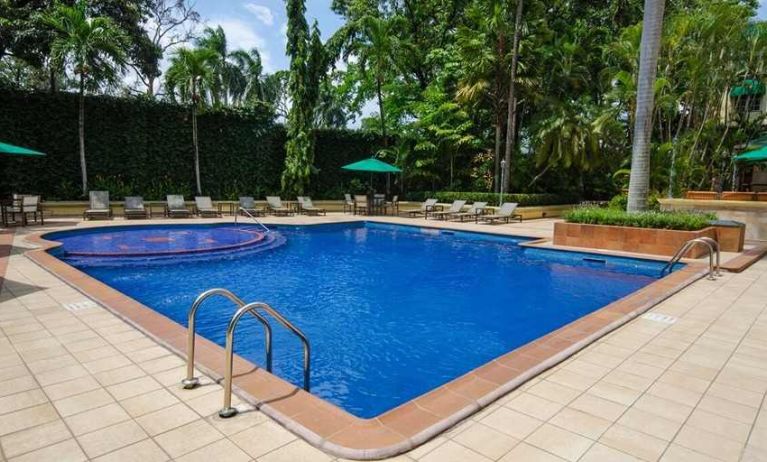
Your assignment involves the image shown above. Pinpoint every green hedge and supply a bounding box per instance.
[564,207,715,231]
[0,90,384,200]
[406,191,578,206]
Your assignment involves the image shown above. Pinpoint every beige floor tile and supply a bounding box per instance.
[83,354,133,374]
[0,376,39,398]
[697,394,759,425]
[546,369,596,392]
[588,381,642,406]
[0,389,48,415]
[599,424,668,461]
[76,420,148,459]
[258,439,333,462]
[631,394,693,423]
[452,422,519,460]
[525,423,593,461]
[404,436,447,459]
[106,375,162,401]
[498,441,566,461]
[686,408,752,443]
[34,364,89,386]
[205,408,267,436]
[136,402,199,436]
[549,407,611,440]
[92,439,169,462]
[617,408,682,441]
[230,420,295,458]
[93,364,146,387]
[0,403,59,436]
[120,388,179,417]
[419,440,491,462]
[0,365,32,382]
[579,443,641,462]
[479,407,543,440]
[65,403,131,436]
[647,382,703,407]
[8,438,86,462]
[673,425,744,462]
[53,388,114,417]
[505,392,563,421]
[569,393,627,422]
[706,382,764,408]
[42,376,101,400]
[660,444,722,462]
[526,380,581,405]
[174,438,250,462]
[126,346,170,364]
[25,354,79,374]
[153,419,223,458]
[138,355,184,374]
[0,420,71,458]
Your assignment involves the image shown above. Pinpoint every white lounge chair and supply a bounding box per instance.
[195,196,221,217]
[479,202,523,224]
[166,195,192,218]
[84,191,112,220]
[428,200,466,220]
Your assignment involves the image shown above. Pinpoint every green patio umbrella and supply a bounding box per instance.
[0,141,45,157]
[341,157,401,195]
[734,145,767,164]
[341,157,401,173]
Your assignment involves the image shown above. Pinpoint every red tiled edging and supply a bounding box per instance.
[24,226,707,460]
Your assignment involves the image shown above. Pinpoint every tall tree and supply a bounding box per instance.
[44,0,127,195]
[165,47,217,194]
[502,0,524,194]
[282,0,325,195]
[627,0,666,211]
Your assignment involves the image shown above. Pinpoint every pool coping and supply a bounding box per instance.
[23,220,708,460]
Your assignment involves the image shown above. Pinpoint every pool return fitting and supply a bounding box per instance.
[182,288,310,418]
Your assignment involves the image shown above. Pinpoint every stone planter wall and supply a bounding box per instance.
[553,222,717,257]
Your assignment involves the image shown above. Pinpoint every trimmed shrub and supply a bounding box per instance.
[564,207,715,231]
[406,191,578,207]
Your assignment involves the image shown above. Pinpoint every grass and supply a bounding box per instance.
[564,207,715,231]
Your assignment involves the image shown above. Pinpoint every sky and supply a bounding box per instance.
[195,0,344,73]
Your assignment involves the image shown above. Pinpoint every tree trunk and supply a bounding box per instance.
[626,0,665,212]
[376,75,388,147]
[147,75,155,97]
[78,74,87,196]
[192,81,202,195]
[503,0,524,194]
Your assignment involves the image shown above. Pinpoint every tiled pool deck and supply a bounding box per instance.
[0,216,765,461]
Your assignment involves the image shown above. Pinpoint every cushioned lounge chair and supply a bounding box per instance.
[239,196,265,216]
[406,198,438,217]
[353,195,369,215]
[266,196,292,216]
[479,202,522,224]
[453,202,488,222]
[84,191,112,220]
[428,200,466,220]
[195,196,221,217]
[166,195,192,218]
[298,197,326,215]
[124,196,149,219]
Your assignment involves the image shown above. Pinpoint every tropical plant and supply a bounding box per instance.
[44,0,127,195]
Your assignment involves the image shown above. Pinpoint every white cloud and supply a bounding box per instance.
[244,3,274,26]
[210,18,273,71]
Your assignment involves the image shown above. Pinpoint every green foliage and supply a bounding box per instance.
[406,191,577,207]
[0,90,382,200]
[608,193,660,211]
[564,207,715,231]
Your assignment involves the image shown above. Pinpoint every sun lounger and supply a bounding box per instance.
[428,200,466,220]
[124,196,149,219]
[479,202,522,224]
[166,195,192,218]
[343,194,354,214]
[239,196,265,216]
[453,202,488,222]
[353,195,369,215]
[266,196,292,216]
[195,196,221,217]
[84,191,112,220]
[298,197,326,215]
[406,198,438,217]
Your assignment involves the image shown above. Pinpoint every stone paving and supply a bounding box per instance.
[0,215,765,461]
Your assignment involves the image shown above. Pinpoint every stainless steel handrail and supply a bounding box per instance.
[220,302,311,418]
[234,206,270,233]
[182,289,273,389]
[696,236,721,276]
[661,238,719,280]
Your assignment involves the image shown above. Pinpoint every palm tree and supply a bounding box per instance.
[229,48,264,106]
[627,0,666,212]
[165,47,217,195]
[44,0,126,195]
[502,0,524,194]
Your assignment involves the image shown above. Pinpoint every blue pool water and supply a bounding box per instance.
[48,222,667,417]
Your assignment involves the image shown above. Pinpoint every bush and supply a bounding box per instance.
[405,191,578,206]
[608,193,660,211]
[564,207,715,231]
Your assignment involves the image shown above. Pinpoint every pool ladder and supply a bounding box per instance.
[234,207,270,233]
[661,237,721,280]
[181,288,310,418]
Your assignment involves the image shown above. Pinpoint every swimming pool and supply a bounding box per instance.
[47,222,669,418]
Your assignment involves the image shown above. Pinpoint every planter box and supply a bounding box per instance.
[685,191,718,200]
[721,191,755,201]
[553,222,717,257]
[711,221,745,252]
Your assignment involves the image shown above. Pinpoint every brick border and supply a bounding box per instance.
[23,223,707,460]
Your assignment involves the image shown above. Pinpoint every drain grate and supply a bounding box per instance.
[641,312,678,325]
[63,300,98,312]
